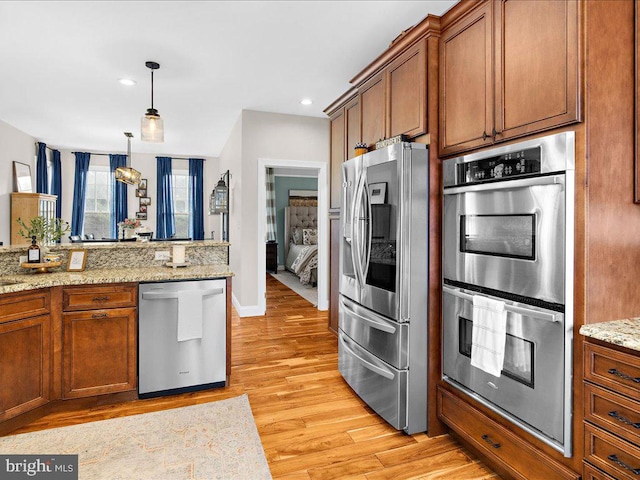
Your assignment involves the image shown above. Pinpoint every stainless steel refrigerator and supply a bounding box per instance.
[338,142,429,434]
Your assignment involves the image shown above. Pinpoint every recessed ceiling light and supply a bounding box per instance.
[300,98,313,106]
[119,78,136,86]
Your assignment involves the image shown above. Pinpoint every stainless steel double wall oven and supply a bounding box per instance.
[442,132,575,456]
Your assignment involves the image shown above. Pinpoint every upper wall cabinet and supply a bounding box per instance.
[327,89,359,211]
[439,0,581,157]
[359,72,387,148]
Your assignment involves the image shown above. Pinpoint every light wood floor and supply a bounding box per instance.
[12,275,498,479]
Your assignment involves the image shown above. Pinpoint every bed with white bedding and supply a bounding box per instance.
[284,206,318,286]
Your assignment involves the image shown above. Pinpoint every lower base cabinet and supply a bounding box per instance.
[437,386,579,480]
[63,307,137,398]
[0,314,51,421]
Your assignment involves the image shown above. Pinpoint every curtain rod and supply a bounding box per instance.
[69,152,206,161]
[34,142,57,152]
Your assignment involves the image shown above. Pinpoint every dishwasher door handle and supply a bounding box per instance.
[141,287,224,300]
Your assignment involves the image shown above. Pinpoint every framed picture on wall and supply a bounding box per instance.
[139,205,147,213]
[140,197,151,206]
[139,178,147,189]
[13,161,33,193]
[136,212,147,220]
[136,189,147,198]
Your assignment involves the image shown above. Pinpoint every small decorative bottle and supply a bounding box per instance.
[27,236,41,263]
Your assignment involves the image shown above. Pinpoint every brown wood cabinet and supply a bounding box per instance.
[10,192,57,245]
[386,39,428,139]
[439,0,581,157]
[62,284,137,399]
[329,107,346,211]
[0,290,51,422]
[359,72,386,148]
[437,386,579,480]
[583,341,640,480]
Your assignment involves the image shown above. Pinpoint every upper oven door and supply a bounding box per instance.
[443,175,566,305]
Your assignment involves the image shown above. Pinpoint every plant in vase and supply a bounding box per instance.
[118,218,141,239]
[17,216,70,251]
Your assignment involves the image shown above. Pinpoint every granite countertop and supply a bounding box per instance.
[0,264,233,295]
[579,318,640,352]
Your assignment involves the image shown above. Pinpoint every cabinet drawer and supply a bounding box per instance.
[437,387,578,480]
[583,462,618,480]
[585,343,640,399]
[585,383,640,446]
[63,283,137,311]
[585,423,640,480]
[0,289,50,324]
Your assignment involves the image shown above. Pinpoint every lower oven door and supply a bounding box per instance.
[442,284,568,451]
[338,331,407,431]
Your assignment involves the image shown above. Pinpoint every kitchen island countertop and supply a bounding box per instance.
[579,318,640,352]
[0,264,233,295]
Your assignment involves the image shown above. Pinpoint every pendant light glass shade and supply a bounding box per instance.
[141,110,164,143]
[141,61,164,143]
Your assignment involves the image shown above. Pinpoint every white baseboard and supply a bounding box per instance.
[232,293,266,317]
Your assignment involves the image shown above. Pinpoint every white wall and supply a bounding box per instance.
[0,120,36,246]
[223,110,329,315]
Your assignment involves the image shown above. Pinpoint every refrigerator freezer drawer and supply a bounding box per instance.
[338,330,407,431]
[138,279,226,396]
[339,295,408,369]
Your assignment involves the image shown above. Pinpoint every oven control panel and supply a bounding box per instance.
[456,146,541,184]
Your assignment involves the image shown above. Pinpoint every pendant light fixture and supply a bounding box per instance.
[115,132,142,185]
[141,61,164,143]
[209,170,230,214]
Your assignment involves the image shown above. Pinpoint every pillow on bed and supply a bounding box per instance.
[291,227,303,245]
[303,228,317,245]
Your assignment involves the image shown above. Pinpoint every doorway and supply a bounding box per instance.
[257,158,328,315]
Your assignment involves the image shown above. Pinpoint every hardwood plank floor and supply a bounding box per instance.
[10,275,498,479]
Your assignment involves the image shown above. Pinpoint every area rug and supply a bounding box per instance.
[0,394,271,480]
[270,270,318,306]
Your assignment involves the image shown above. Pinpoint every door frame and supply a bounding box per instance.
[257,158,328,314]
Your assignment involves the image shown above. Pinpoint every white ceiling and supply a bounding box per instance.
[0,1,457,157]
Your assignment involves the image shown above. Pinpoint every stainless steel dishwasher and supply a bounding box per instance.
[138,279,226,398]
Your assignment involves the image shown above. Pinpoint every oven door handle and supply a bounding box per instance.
[443,174,564,195]
[340,297,396,334]
[443,285,563,323]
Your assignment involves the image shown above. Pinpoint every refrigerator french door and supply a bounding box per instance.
[338,142,429,434]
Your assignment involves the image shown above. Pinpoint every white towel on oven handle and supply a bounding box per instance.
[470,295,507,377]
[177,289,204,342]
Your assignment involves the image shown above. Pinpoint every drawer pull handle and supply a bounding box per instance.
[608,411,640,429]
[92,296,110,302]
[607,368,640,383]
[91,313,108,319]
[481,434,501,449]
[607,454,640,475]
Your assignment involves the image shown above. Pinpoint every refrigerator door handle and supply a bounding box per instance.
[340,297,397,334]
[352,174,366,287]
[362,179,372,278]
[339,334,396,380]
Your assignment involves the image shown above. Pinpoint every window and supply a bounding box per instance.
[84,165,112,238]
[172,169,190,238]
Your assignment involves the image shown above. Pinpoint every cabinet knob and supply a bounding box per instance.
[492,127,502,138]
[92,313,108,319]
[482,131,488,141]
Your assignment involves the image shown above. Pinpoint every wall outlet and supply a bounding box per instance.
[19,255,27,265]
[154,251,170,261]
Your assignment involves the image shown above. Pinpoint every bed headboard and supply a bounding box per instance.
[284,206,318,261]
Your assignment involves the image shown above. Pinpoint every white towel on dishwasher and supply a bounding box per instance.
[471,295,507,377]
[177,290,204,341]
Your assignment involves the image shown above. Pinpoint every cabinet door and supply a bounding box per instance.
[494,0,580,140]
[439,2,493,157]
[359,72,387,148]
[0,315,51,421]
[329,109,346,211]
[63,307,137,398]
[387,40,427,139]
[345,97,361,160]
